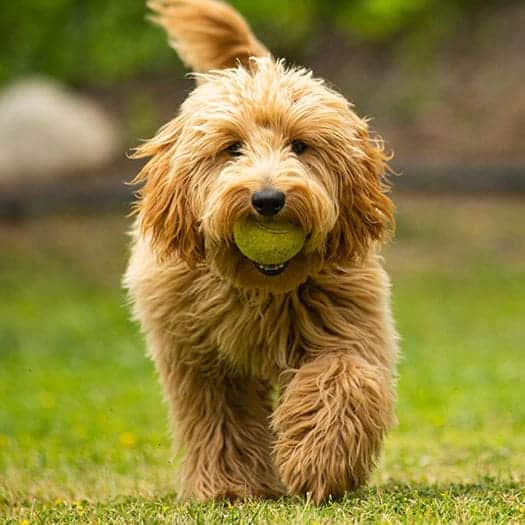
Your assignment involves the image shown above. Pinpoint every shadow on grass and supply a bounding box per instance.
[349,478,524,501]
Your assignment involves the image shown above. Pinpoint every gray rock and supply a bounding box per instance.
[0,77,119,183]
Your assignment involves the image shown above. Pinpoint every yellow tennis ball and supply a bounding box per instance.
[233,216,306,265]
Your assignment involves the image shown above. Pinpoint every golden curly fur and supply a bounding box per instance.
[124,0,399,503]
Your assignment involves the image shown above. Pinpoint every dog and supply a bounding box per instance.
[124,0,398,503]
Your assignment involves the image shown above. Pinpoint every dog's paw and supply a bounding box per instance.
[184,482,285,502]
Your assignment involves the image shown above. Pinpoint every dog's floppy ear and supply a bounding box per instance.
[148,0,270,73]
[326,128,395,264]
[131,117,205,265]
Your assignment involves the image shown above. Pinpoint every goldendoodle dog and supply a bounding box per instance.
[124,0,398,503]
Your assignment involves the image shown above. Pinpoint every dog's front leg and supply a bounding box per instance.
[272,351,395,503]
[160,363,283,501]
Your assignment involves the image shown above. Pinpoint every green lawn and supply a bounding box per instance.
[1,195,524,524]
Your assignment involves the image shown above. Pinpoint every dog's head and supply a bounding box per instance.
[133,3,394,293]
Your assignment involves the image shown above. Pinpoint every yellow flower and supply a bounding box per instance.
[119,432,137,447]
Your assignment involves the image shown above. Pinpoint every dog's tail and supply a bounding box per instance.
[148,0,270,73]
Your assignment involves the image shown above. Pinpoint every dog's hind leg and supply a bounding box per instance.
[272,351,395,503]
[159,361,284,501]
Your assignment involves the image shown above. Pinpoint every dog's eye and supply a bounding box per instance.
[225,142,243,157]
[291,140,308,155]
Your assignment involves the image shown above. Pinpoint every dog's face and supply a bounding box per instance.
[134,59,394,293]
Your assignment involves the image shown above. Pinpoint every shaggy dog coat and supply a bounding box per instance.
[124,0,398,503]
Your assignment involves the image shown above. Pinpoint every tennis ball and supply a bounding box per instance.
[233,216,306,265]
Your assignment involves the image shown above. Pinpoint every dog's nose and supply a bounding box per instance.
[251,188,286,216]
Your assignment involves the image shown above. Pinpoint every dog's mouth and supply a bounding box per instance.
[253,261,288,276]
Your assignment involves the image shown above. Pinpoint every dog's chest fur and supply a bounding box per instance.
[126,238,393,381]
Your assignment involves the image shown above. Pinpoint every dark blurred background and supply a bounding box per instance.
[1,0,524,214]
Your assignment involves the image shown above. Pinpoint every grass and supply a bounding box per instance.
[1,194,524,523]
